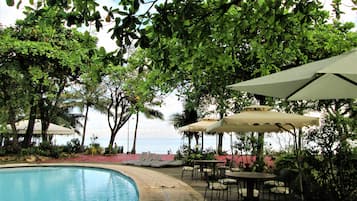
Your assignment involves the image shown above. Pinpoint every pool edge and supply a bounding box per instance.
[0,163,203,201]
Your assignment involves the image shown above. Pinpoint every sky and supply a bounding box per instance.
[1,0,356,153]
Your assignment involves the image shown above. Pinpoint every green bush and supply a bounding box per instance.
[50,146,62,159]
[85,143,103,155]
[64,138,81,153]
[20,147,38,156]
[0,148,5,156]
[4,143,21,154]
[39,141,52,151]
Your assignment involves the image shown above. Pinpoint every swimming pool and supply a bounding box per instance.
[0,166,139,201]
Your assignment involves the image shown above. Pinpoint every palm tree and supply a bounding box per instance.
[170,104,199,154]
[74,83,107,148]
[130,105,163,154]
[62,80,107,148]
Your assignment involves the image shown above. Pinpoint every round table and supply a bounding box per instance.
[226,172,276,201]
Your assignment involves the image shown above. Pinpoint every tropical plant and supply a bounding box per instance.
[303,103,357,201]
[171,101,200,154]
[125,49,164,154]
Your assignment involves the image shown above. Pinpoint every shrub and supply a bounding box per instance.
[49,146,62,159]
[64,138,81,154]
[85,143,103,155]
[0,148,5,156]
[4,143,21,154]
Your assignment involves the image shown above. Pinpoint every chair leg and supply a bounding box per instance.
[204,188,207,201]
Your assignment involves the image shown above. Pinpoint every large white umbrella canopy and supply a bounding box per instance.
[7,119,75,135]
[228,48,357,100]
[207,105,320,133]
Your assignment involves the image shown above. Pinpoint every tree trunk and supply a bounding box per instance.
[108,133,116,153]
[8,111,18,145]
[255,95,266,171]
[24,103,36,147]
[201,132,204,152]
[0,134,3,147]
[256,132,265,172]
[39,95,49,143]
[131,111,139,154]
[194,133,199,146]
[188,133,192,154]
[217,112,224,155]
[81,104,90,147]
[217,133,223,155]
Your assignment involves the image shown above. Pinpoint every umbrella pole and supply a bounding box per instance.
[276,123,305,201]
[230,133,233,168]
[201,132,204,153]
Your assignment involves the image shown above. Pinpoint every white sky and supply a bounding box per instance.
[0,0,355,152]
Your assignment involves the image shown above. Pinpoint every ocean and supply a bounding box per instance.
[54,134,233,154]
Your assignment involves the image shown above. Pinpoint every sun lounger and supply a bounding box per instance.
[138,154,161,167]
[150,160,184,168]
[121,152,183,168]
[121,152,148,165]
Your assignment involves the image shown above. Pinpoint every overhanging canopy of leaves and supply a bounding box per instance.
[0,6,100,128]
[142,0,357,114]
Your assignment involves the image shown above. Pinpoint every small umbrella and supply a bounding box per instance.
[178,118,218,132]
[207,105,320,133]
[179,118,219,152]
[7,119,75,135]
[228,48,357,100]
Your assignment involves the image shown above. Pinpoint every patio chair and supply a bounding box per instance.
[181,162,199,179]
[204,175,228,201]
[268,168,296,201]
[218,177,238,196]
[237,179,260,200]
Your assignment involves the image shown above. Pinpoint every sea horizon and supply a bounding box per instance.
[54,134,233,154]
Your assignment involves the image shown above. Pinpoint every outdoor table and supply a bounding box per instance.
[226,171,276,201]
[193,160,225,178]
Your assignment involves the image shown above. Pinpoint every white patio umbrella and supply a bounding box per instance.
[207,105,319,201]
[178,118,218,132]
[228,48,357,100]
[207,105,320,133]
[7,119,75,135]
[178,118,219,152]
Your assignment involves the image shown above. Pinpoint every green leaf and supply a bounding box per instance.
[6,0,14,6]
[133,0,139,12]
[16,0,22,9]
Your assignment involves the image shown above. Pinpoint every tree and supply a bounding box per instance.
[0,6,100,146]
[67,47,108,148]
[102,65,134,153]
[142,0,330,155]
[171,102,199,154]
[125,49,164,154]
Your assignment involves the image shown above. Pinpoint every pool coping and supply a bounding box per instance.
[0,163,203,201]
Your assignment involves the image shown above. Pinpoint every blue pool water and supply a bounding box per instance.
[0,166,139,201]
